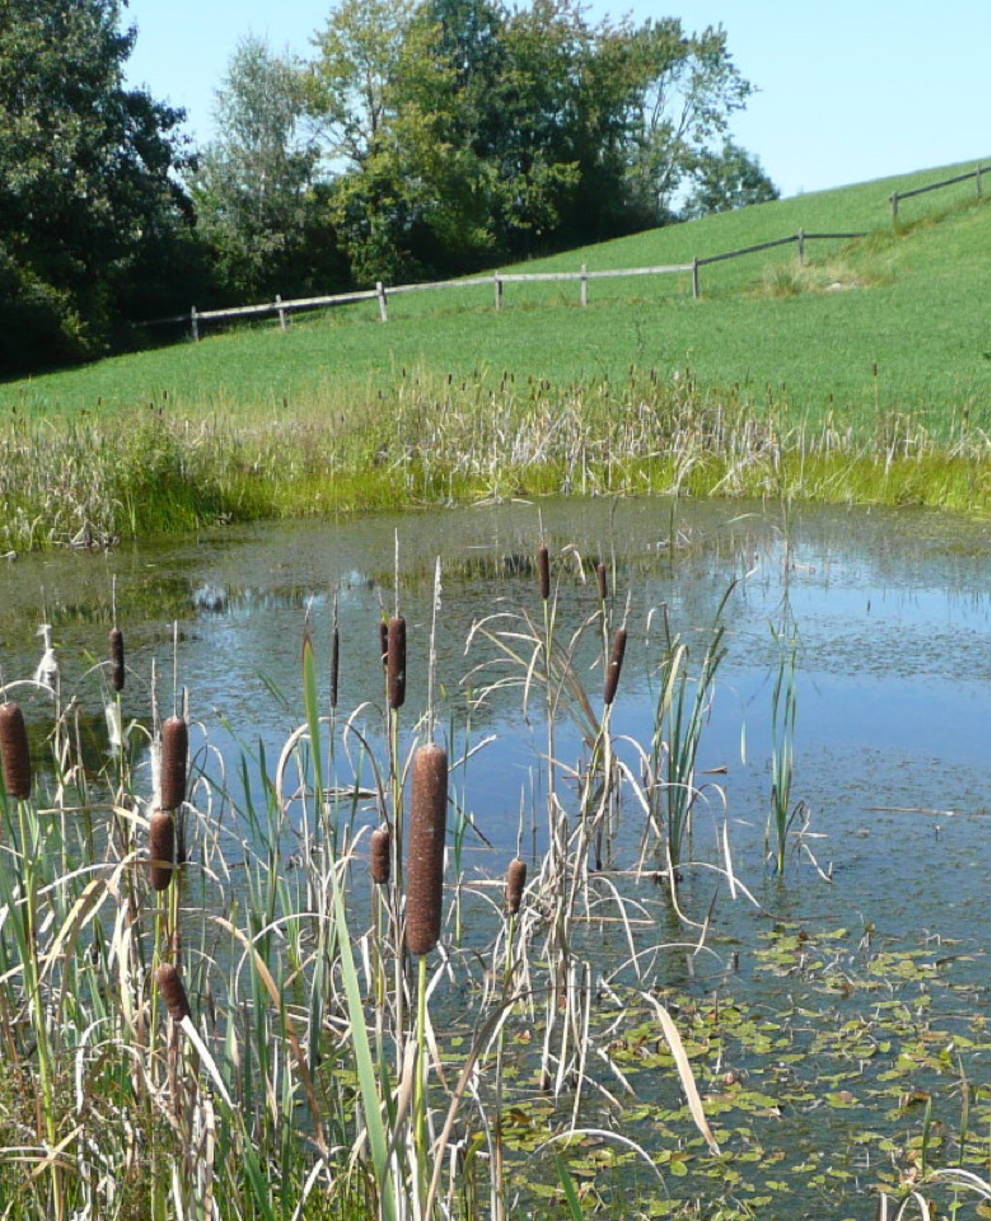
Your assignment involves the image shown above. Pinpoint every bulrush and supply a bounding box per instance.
[370,825,391,884]
[387,615,406,709]
[149,810,176,891]
[405,743,447,955]
[109,627,125,692]
[156,962,191,1023]
[0,702,31,799]
[160,716,188,811]
[330,625,340,708]
[506,857,527,915]
[603,627,628,705]
[537,545,550,601]
[596,561,608,602]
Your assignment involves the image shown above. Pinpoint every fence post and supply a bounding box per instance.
[691,258,700,299]
[494,274,503,312]
[190,306,199,342]
[977,163,984,198]
[580,263,588,307]
[376,281,388,322]
[890,191,899,220]
[275,293,287,331]
[797,228,806,265]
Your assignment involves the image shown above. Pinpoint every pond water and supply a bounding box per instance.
[5,496,991,1216]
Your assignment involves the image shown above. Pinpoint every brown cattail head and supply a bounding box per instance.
[379,620,388,667]
[149,810,176,891]
[156,962,191,1023]
[0,702,31,800]
[537,545,550,601]
[160,716,188,811]
[109,627,125,692]
[370,825,391,885]
[387,616,406,709]
[506,857,527,915]
[596,561,608,602]
[405,743,447,955]
[603,627,628,706]
[330,626,340,708]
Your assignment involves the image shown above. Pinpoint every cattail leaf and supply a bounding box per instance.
[301,621,324,802]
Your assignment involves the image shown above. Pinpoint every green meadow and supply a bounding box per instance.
[1,158,990,549]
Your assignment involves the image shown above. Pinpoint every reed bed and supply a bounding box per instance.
[4,368,991,553]
[0,548,985,1221]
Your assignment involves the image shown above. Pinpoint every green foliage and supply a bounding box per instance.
[191,37,346,302]
[0,0,195,367]
[681,140,779,219]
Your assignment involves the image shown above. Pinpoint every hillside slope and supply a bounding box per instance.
[3,158,989,431]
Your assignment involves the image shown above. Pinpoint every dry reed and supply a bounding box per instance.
[0,701,31,799]
[405,743,447,955]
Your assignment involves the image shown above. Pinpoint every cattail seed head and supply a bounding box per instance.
[506,857,527,915]
[0,702,31,800]
[537,545,550,601]
[109,627,125,692]
[596,561,608,602]
[405,743,447,955]
[160,716,188,811]
[387,616,406,709]
[149,810,176,891]
[330,626,340,708]
[370,825,391,884]
[603,627,627,706]
[156,962,191,1023]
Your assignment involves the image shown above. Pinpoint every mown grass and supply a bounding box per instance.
[1,158,989,547]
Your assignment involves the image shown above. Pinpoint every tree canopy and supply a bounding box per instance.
[0,0,195,369]
[1,0,776,370]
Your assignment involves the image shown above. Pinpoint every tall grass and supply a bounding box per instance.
[5,369,991,553]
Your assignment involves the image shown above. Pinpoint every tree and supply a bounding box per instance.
[190,37,341,301]
[0,0,194,368]
[680,140,779,220]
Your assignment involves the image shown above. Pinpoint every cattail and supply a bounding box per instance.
[109,627,125,691]
[405,743,447,955]
[370,825,391,884]
[387,616,406,709]
[596,561,608,602]
[160,716,188,811]
[379,620,388,667]
[156,962,191,1023]
[506,857,527,915]
[603,627,627,706]
[330,625,340,708]
[537,545,550,601]
[149,810,176,891]
[0,702,31,799]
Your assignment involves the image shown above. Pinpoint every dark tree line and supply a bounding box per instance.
[0,0,777,373]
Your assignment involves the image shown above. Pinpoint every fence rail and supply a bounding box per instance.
[890,163,984,217]
[147,228,866,338]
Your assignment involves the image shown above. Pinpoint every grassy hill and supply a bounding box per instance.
[2,158,990,548]
[4,158,989,429]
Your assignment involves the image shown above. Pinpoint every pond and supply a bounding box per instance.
[4,496,991,1218]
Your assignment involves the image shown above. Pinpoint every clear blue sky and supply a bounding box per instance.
[125,0,991,199]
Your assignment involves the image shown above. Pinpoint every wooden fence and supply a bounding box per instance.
[151,228,866,341]
[890,162,985,218]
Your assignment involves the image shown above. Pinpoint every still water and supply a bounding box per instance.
[5,497,991,1214]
